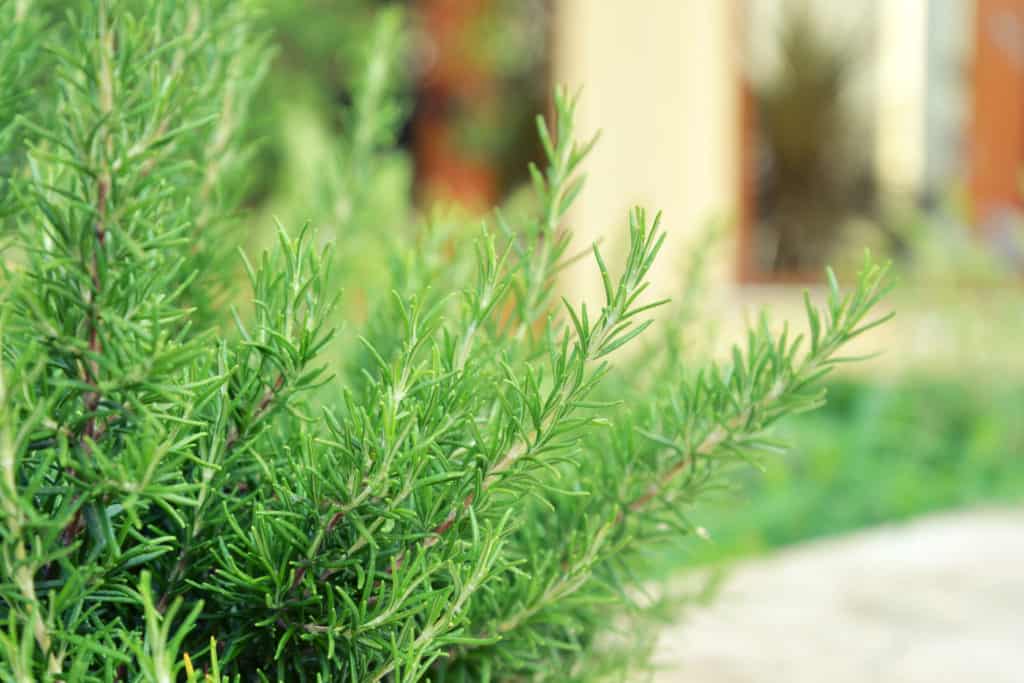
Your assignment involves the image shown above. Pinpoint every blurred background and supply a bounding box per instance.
[242,1,1023,673]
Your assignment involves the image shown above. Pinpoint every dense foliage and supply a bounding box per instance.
[0,2,890,680]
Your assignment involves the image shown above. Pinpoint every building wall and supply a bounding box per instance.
[553,0,739,311]
[924,0,973,199]
[553,0,1021,377]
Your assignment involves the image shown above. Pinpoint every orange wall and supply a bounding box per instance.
[971,0,1024,231]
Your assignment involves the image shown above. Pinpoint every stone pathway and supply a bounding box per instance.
[649,507,1024,682]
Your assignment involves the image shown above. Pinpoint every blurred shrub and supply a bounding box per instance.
[244,0,408,209]
[865,199,1024,286]
[752,2,875,275]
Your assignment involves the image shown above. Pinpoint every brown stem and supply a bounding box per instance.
[155,553,188,613]
[60,175,110,549]
[618,376,793,521]
[225,373,284,452]
[619,457,693,522]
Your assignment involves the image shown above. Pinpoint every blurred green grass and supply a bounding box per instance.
[650,375,1024,570]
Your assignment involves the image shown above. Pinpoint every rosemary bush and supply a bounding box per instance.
[0,2,891,680]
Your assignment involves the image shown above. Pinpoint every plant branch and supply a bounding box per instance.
[156,372,285,613]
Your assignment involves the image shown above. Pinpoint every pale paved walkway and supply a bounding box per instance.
[649,507,1024,682]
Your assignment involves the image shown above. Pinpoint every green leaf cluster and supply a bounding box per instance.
[0,2,891,680]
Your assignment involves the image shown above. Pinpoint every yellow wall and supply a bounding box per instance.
[553,0,739,311]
